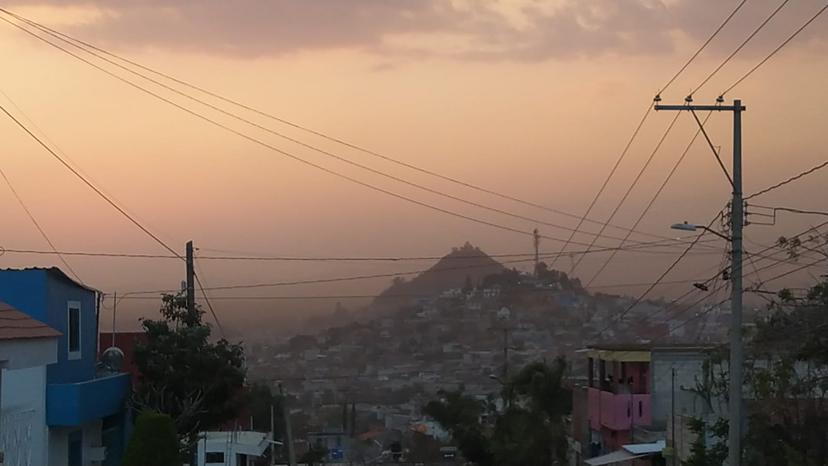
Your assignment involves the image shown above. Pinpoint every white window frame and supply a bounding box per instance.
[67,301,81,361]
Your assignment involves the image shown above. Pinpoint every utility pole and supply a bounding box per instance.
[270,403,276,466]
[655,98,745,466]
[279,384,297,466]
[187,241,195,316]
[186,240,196,320]
[533,228,541,277]
[671,366,677,466]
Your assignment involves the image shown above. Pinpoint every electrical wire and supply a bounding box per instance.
[570,112,683,273]
[586,111,715,286]
[549,104,653,267]
[0,15,665,252]
[657,0,750,96]
[0,102,182,260]
[0,165,83,283]
[0,8,679,245]
[745,159,828,200]
[691,0,791,96]
[721,2,828,96]
[0,240,723,263]
[194,267,225,338]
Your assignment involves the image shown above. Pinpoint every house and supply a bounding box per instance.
[0,301,60,466]
[0,268,132,466]
[195,431,273,466]
[570,343,716,465]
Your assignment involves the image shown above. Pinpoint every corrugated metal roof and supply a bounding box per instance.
[0,300,61,340]
[0,267,99,293]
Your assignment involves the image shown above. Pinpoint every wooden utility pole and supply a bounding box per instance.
[186,240,195,320]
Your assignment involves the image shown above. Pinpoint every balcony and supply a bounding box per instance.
[46,372,130,426]
[587,387,652,431]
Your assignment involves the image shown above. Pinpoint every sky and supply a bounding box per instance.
[0,0,826,334]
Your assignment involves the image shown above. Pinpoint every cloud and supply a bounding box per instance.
[4,0,827,61]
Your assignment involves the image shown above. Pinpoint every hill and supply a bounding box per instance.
[369,242,507,311]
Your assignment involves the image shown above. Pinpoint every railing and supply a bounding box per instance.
[0,407,36,466]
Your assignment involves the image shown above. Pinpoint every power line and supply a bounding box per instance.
[745,159,828,200]
[586,111,715,286]
[691,0,791,96]
[549,104,653,267]
[0,15,665,252]
[193,265,225,338]
[601,213,723,330]
[0,102,182,260]
[0,165,83,283]
[0,238,722,263]
[657,0,750,95]
[0,8,678,246]
[120,244,727,296]
[570,112,683,273]
[721,2,828,96]
[116,280,712,301]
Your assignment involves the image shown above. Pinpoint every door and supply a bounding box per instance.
[68,430,82,466]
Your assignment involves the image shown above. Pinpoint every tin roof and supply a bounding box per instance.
[0,267,99,293]
[0,300,61,340]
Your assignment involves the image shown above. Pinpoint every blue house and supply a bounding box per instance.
[0,268,131,466]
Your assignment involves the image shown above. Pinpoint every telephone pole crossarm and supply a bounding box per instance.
[654,104,745,111]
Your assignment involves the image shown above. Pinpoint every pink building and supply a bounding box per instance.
[573,343,714,465]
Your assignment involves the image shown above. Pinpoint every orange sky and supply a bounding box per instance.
[0,1,826,333]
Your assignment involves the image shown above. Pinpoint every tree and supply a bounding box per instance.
[123,411,180,466]
[133,293,246,454]
[741,278,828,466]
[424,359,572,466]
[682,417,728,466]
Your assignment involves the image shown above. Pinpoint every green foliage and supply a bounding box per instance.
[424,358,572,466]
[133,293,246,451]
[741,277,828,466]
[681,417,727,466]
[299,444,328,465]
[122,411,180,466]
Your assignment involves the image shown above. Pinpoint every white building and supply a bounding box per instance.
[196,431,272,466]
[0,301,60,466]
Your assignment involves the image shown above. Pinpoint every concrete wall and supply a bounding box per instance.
[48,421,103,466]
[650,351,711,429]
[0,337,58,369]
[1,365,50,466]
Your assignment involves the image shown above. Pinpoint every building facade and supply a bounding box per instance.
[0,268,131,466]
[571,344,716,465]
[0,301,60,466]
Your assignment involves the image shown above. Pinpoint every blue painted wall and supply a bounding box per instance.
[46,373,130,426]
[0,268,97,383]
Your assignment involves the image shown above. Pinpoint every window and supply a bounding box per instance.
[68,302,81,360]
[638,401,643,417]
[205,452,224,463]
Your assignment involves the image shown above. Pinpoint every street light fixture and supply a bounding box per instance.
[670,221,730,241]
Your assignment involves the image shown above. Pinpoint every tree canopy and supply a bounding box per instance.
[133,293,246,453]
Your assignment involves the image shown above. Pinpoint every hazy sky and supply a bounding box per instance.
[0,0,826,332]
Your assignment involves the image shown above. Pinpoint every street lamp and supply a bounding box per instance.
[670,222,730,241]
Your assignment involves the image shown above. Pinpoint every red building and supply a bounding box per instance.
[99,331,148,385]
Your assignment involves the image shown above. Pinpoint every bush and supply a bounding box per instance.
[122,411,180,466]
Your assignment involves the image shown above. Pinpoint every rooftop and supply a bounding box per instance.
[0,300,61,340]
[0,267,99,293]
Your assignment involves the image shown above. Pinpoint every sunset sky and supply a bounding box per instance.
[1,0,826,333]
